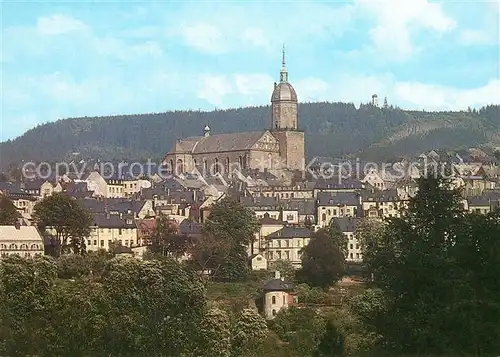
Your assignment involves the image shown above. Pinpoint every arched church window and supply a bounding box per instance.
[239,156,244,170]
[272,296,276,304]
[203,159,208,175]
[322,213,326,222]
[214,158,219,174]
[169,160,174,173]
[226,157,230,174]
[176,159,183,175]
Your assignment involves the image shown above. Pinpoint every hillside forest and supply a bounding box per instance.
[0,103,498,169]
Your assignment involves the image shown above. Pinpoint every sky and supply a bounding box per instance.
[1,0,499,141]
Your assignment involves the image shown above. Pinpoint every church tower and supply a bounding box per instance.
[270,46,305,171]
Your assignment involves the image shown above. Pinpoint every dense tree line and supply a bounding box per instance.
[353,176,500,356]
[1,103,498,169]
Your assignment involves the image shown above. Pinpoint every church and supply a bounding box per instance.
[164,49,305,177]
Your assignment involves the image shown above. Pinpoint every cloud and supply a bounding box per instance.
[358,0,456,59]
[179,23,224,53]
[94,37,163,60]
[394,78,500,110]
[459,29,498,46]
[295,78,330,101]
[36,14,89,36]
[241,27,271,50]
[197,74,233,106]
[234,74,274,96]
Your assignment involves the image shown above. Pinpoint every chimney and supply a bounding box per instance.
[119,212,123,219]
[106,213,110,220]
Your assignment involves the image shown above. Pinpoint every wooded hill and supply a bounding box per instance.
[1,103,498,168]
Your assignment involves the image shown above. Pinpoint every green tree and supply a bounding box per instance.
[231,308,268,356]
[56,254,91,279]
[297,229,345,289]
[327,219,348,258]
[271,306,326,357]
[449,210,500,355]
[313,320,345,357]
[270,259,297,282]
[198,197,259,282]
[100,257,207,356]
[354,218,386,278]
[196,306,231,357]
[32,193,92,256]
[147,213,193,258]
[0,255,58,356]
[368,175,500,355]
[0,196,20,225]
[41,279,108,356]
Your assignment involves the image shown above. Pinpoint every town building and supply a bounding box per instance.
[164,49,305,177]
[262,271,297,319]
[0,223,44,258]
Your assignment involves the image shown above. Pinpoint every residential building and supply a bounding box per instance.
[266,226,312,267]
[333,217,363,262]
[317,192,360,227]
[87,213,137,251]
[0,223,44,257]
[262,271,297,319]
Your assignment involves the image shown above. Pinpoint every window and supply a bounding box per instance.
[283,296,286,304]
[350,253,353,259]
[214,158,219,174]
[286,214,294,221]
[100,240,104,247]
[176,159,184,174]
[93,240,97,246]
[356,253,360,259]
[272,296,276,304]
[356,244,359,249]
[333,209,337,215]
[327,209,331,215]
[119,228,122,235]
[272,309,277,316]
[322,213,326,222]
[9,244,17,250]
[350,244,353,249]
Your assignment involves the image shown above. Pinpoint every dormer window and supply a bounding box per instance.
[126,219,133,225]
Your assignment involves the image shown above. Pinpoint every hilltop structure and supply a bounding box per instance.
[164,47,305,178]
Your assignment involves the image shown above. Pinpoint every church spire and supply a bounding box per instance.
[280,44,288,83]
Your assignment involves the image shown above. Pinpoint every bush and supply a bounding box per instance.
[56,254,90,279]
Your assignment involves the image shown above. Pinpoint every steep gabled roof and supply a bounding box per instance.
[266,226,312,239]
[183,131,269,154]
[263,278,294,292]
